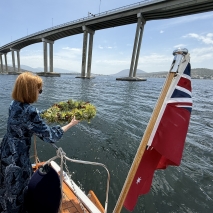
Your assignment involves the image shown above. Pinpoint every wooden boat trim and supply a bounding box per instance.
[88,190,105,213]
[51,161,102,213]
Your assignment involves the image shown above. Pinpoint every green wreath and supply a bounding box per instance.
[40,99,96,124]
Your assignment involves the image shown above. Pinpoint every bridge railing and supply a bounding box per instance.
[0,0,157,50]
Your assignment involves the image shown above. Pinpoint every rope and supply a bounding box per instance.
[41,144,110,213]
[42,148,87,212]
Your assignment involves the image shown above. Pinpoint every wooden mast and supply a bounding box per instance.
[113,49,188,213]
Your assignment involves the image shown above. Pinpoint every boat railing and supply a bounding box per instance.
[46,143,110,213]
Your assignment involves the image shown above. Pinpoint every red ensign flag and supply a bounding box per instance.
[124,62,192,211]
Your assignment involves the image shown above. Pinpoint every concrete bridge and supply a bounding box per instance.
[0,0,213,79]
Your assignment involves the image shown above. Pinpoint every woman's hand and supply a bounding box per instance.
[69,116,80,127]
[62,116,80,132]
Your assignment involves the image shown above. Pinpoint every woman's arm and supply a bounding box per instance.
[61,116,80,132]
[26,106,79,143]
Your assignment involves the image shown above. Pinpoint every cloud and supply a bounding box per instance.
[95,59,129,66]
[136,47,213,72]
[98,45,115,49]
[91,53,179,73]
[136,53,173,72]
[21,49,42,54]
[160,13,213,29]
[53,55,81,71]
[140,53,171,64]
[62,47,81,51]
[17,46,82,71]
[160,30,164,33]
[174,44,186,48]
[19,54,43,68]
[189,46,213,62]
[183,33,213,45]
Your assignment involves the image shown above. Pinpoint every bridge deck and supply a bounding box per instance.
[0,0,213,52]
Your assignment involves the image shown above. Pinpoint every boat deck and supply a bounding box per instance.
[61,181,89,213]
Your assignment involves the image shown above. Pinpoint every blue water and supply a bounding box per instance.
[0,74,213,213]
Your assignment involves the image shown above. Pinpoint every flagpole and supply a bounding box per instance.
[113,49,188,213]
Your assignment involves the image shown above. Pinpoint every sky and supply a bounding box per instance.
[0,0,213,75]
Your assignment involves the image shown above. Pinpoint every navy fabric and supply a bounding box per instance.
[0,100,64,213]
[25,165,61,213]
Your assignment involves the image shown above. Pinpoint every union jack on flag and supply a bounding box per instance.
[168,63,192,113]
[147,62,192,150]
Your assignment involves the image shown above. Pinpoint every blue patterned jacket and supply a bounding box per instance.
[0,100,64,213]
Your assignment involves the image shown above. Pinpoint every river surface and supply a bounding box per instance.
[0,74,213,213]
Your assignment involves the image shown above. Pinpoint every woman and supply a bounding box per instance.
[0,72,79,212]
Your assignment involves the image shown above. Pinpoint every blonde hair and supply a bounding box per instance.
[12,72,43,103]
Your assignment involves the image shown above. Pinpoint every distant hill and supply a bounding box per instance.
[20,65,43,72]
[21,65,79,74]
[137,71,167,77]
[191,68,213,77]
[112,69,146,77]
[2,65,30,73]
[137,68,213,79]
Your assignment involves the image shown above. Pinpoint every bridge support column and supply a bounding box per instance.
[49,42,53,72]
[11,50,16,72]
[43,40,48,73]
[129,13,146,77]
[87,31,94,78]
[17,50,20,72]
[78,26,95,79]
[116,13,146,81]
[81,30,88,77]
[10,48,21,72]
[0,54,3,73]
[4,53,8,72]
[42,38,54,73]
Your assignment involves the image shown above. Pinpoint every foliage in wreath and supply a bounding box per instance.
[41,99,96,124]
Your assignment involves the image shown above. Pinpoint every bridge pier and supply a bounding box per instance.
[39,39,59,77]
[43,41,47,72]
[116,13,146,81]
[49,42,53,73]
[0,54,3,73]
[130,13,146,77]
[81,29,88,77]
[17,50,20,72]
[11,50,16,72]
[10,48,21,73]
[76,26,95,79]
[4,53,8,72]
[87,30,94,78]
[42,38,54,73]
[0,53,8,73]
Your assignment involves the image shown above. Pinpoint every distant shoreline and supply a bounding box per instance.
[1,65,212,79]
